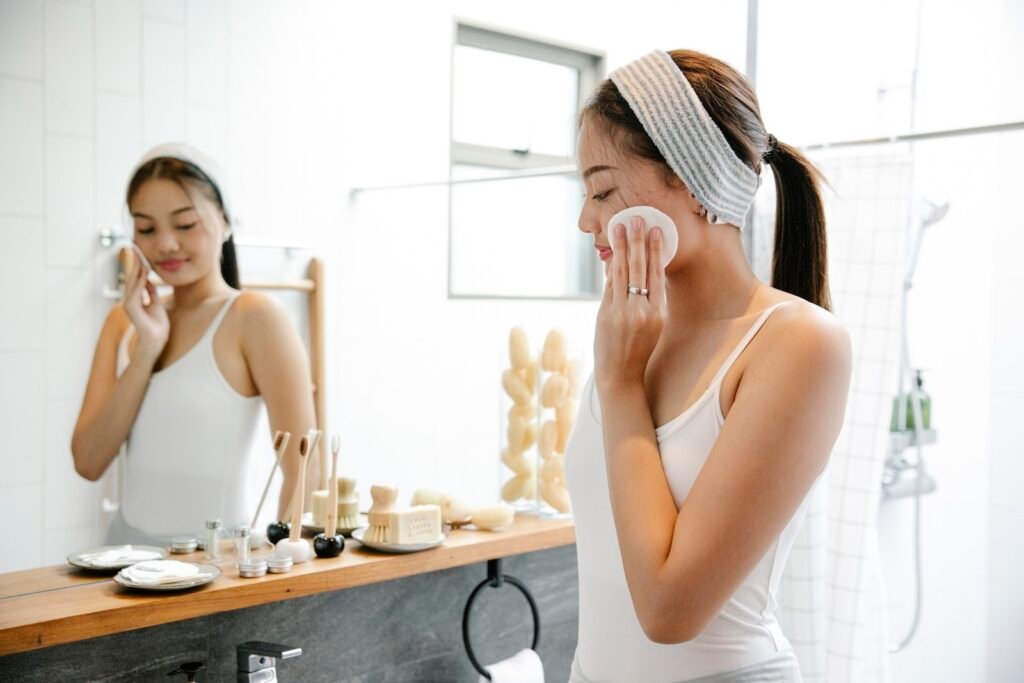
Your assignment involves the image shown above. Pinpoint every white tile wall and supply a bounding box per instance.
[96,0,141,94]
[44,398,100,532]
[96,92,143,229]
[0,0,43,80]
[0,353,45,487]
[141,18,185,147]
[0,217,45,350]
[143,0,183,24]
[185,0,228,107]
[0,483,44,573]
[45,267,99,399]
[44,0,94,136]
[45,134,96,267]
[0,78,44,215]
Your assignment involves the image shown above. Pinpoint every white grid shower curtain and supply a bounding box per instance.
[753,148,914,683]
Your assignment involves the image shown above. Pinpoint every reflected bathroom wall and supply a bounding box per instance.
[0,0,748,570]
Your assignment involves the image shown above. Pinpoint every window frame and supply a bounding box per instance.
[448,21,605,300]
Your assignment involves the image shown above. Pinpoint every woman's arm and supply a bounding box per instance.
[237,292,319,519]
[599,309,851,644]
[72,264,168,481]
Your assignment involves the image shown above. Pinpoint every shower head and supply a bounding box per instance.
[905,198,948,286]
[920,199,949,228]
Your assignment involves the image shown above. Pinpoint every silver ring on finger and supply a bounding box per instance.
[627,285,649,297]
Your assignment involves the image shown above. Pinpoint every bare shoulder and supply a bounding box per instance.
[234,290,288,323]
[758,297,852,377]
[233,290,292,332]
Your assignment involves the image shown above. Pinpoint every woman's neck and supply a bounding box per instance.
[170,271,233,310]
[663,228,763,328]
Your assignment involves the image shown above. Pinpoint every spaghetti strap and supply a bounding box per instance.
[201,291,241,342]
[708,302,789,389]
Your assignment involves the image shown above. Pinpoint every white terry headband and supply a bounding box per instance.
[131,143,236,226]
[610,50,759,228]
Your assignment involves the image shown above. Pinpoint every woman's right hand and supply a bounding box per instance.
[122,251,169,364]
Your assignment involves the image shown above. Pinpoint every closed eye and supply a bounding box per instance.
[176,223,197,230]
[591,189,614,202]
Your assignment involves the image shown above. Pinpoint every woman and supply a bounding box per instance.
[72,144,316,545]
[564,50,851,682]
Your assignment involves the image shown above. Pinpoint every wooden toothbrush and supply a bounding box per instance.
[288,436,310,542]
[326,435,341,538]
[313,434,345,559]
[251,430,291,529]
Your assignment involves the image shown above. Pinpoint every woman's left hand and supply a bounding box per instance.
[594,217,667,391]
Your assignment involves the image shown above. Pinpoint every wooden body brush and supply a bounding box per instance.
[275,435,312,563]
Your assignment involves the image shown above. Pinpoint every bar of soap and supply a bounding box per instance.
[607,205,679,268]
[386,505,442,545]
[471,504,515,531]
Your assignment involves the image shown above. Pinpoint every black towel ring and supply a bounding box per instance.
[462,558,541,680]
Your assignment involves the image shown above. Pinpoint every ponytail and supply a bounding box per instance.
[221,232,240,290]
[766,141,831,311]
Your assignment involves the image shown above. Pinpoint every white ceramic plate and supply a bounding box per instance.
[113,562,221,592]
[300,512,364,537]
[67,545,167,571]
[351,527,447,553]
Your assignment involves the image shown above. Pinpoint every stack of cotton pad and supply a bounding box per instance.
[606,206,679,268]
[120,560,202,585]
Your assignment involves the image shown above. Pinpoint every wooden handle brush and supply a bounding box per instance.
[325,434,341,538]
[251,430,291,529]
[287,436,310,543]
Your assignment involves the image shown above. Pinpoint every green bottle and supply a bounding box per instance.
[890,369,931,432]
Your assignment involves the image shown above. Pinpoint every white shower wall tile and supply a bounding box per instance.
[0,353,45,487]
[0,0,43,80]
[0,78,44,215]
[45,135,95,268]
[96,92,143,229]
[141,19,186,148]
[0,217,45,350]
[44,0,94,136]
[96,0,141,94]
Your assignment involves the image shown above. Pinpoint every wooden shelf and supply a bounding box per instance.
[0,515,574,657]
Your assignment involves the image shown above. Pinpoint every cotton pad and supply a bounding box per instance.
[607,206,679,268]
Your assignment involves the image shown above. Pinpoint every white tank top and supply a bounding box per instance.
[564,303,816,682]
[115,292,264,539]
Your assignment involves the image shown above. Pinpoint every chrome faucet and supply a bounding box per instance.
[236,641,302,682]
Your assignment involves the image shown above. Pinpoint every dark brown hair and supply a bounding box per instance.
[127,157,240,290]
[583,49,831,310]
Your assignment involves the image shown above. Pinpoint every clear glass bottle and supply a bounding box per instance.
[204,519,222,560]
[233,526,251,568]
